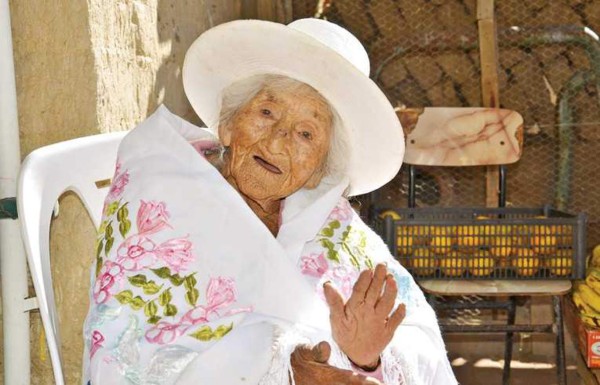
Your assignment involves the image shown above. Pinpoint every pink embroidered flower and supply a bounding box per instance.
[136,200,171,235]
[318,265,360,301]
[156,237,194,273]
[329,199,353,222]
[206,277,237,312]
[106,162,129,201]
[180,306,209,325]
[90,330,105,358]
[93,261,124,304]
[145,321,189,345]
[116,235,157,271]
[300,253,329,278]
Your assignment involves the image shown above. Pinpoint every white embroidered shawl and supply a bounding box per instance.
[82,106,457,385]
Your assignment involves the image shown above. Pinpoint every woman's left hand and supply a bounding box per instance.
[324,263,406,369]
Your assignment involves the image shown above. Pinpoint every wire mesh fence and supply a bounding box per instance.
[293,0,600,247]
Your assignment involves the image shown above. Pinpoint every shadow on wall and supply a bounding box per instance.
[150,0,242,127]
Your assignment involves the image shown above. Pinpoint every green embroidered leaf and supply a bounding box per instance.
[144,300,158,317]
[95,257,103,277]
[185,288,200,306]
[189,326,214,341]
[98,220,108,235]
[147,315,161,324]
[330,220,341,229]
[128,274,148,287]
[104,237,114,255]
[130,296,146,311]
[183,274,197,292]
[152,267,172,279]
[105,223,113,237]
[320,227,334,237]
[115,290,133,304]
[164,304,178,317]
[106,202,119,216]
[117,204,129,221]
[143,281,162,295]
[96,239,104,258]
[169,274,185,286]
[349,254,360,268]
[365,257,374,270]
[158,289,172,306]
[119,219,131,238]
[320,238,335,250]
[213,323,234,340]
[326,249,340,263]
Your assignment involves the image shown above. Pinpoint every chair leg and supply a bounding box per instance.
[503,296,516,385]
[554,295,567,385]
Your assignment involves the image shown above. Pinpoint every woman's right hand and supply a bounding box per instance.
[291,341,383,385]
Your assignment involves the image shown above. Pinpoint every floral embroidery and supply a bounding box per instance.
[145,320,188,345]
[106,161,129,202]
[90,330,105,358]
[326,265,359,300]
[137,200,172,235]
[205,277,237,312]
[156,237,194,273]
[116,235,157,271]
[328,199,353,222]
[94,261,124,304]
[144,276,251,344]
[314,200,373,270]
[300,253,328,278]
[92,169,252,353]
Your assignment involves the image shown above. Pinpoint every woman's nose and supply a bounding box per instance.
[266,122,290,153]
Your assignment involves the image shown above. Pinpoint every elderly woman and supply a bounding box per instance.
[83,18,457,385]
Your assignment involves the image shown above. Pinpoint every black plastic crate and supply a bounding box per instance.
[372,206,587,280]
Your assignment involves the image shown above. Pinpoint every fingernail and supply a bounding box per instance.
[323,280,331,288]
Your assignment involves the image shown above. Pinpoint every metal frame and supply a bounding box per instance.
[404,164,568,385]
[427,294,566,385]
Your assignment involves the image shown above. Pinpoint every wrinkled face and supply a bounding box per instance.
[220,85,332,202]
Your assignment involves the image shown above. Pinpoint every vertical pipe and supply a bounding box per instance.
[498,165,507,208]
[0,1,31,384]
[408,165,416,208]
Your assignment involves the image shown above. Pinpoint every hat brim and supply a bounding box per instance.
[182,19,404,196]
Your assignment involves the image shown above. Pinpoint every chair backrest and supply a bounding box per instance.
[398,107,524,167]
[17,132,126,385]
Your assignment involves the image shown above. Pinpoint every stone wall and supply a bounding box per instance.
[6,1,242,383]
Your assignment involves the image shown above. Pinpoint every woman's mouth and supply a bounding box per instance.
[253,155,282,174]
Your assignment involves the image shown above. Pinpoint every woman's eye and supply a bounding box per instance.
[261,109,271,116]
[301,131,312,140]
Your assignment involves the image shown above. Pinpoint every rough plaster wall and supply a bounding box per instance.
[88,0,242,131]
[8,2,98,384]
[5,1,241,384]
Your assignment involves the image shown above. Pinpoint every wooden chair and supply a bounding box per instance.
[398,107,571,385]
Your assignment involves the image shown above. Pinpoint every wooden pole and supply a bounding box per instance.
[477,0,501,207]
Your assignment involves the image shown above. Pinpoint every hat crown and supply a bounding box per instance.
[288,18,370,77]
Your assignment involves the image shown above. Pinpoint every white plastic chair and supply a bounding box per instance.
[17,131,127,385]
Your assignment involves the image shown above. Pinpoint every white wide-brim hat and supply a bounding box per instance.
[182,18,404,196]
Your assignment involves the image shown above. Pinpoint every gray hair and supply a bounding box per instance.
[218,74,350,184]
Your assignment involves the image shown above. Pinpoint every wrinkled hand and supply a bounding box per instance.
[324,264,406,369]
[291,341,384,385]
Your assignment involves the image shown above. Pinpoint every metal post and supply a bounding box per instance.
[502,296,516,385]
[408,165,416,208]
[554,296,567,385]
[0,0,31,383]
[499,165,507,208]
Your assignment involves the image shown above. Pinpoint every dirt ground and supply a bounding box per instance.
[447,331,580,384]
